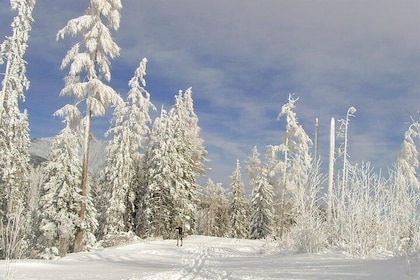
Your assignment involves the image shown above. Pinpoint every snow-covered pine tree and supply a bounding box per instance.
[0,0,36,259]
[100,58,154,238]
[167,88,207,233]
[249,167,274,239]
[37,105,83,258]
[140,89,206,238]
[135,133,153,238]
[229,160,249,239]
[56,0,124,252]
[142,109,177,238]
[277,94,313,237]
[264,145,284,237]
[246,147,274,239]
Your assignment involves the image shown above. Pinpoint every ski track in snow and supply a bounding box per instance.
[0,235,414,280]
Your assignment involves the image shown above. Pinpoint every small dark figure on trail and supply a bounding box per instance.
[176,226,183,246]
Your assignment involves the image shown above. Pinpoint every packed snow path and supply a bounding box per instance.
[1,235,414,279]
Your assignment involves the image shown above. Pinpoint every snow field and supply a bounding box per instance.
[1,235,416,280]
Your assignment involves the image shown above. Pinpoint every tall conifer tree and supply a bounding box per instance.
[249,167,274,239]
[0,0,36,259]
[169,88,207,232]
[101,58,154,236]
[56,0,123,251]
[142,109,177,238]
[141,89,206,237]
[230,160,249,239]
[38,105,83,257]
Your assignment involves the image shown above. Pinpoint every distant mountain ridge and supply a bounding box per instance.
[30,135,107,174]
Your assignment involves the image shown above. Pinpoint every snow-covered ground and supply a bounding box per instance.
[1,235,417,280]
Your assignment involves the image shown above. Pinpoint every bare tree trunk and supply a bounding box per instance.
[74,109,91,252]
[327,118,335,222]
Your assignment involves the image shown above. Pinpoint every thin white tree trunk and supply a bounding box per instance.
[327,118,335,222]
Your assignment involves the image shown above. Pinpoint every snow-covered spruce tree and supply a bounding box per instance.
[26,163,44,257]
[229,160,249,239]
[56,0,123,252]
[247,146,276,239]
[263,145,284,238]
[37,105,84,258]
[99,58,154,240]
[141,89,206,238]
[0,0,36,259]
[196,178,230,237]
[142,109,177,238]
[249,166,274,239]
[277,94,313,238]
[135,133,153,238]
[167,88,207,233]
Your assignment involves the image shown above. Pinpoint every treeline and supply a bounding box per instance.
[197,96,420,257]
[0,0,207,259]
[196,96,419,258]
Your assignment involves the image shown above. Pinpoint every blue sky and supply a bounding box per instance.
[1,0,419,187]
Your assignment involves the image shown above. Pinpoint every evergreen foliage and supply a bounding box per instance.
[247,146,275,239]
[100,58,154,237]
[140,89,206,238]
[0,0,36,259]
[0,1,418,259]
[142,109,177,238]
[169,88,207,231]
[249,167,274,239]
[38,110,82,258]
[229,160,249,239]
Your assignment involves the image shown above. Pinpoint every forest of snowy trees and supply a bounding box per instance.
[0,0,419,261]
